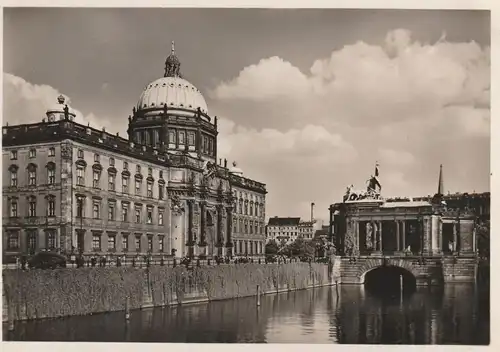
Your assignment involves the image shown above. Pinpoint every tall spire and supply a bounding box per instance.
[437,164,444,195]
[171,40,175,55]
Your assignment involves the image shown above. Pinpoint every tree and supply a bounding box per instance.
[265,240,279,256]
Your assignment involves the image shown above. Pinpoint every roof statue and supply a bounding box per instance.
[343,162,383,202]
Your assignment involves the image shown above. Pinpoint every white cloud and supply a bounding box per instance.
[211,29,490,221]
[3,73,118,133]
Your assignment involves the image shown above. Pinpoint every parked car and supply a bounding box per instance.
[28,252,67,270]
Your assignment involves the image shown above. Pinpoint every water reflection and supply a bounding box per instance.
[4,284,489,344]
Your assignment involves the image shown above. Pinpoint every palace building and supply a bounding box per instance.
[329,164,489,257]
[2,42,267,262]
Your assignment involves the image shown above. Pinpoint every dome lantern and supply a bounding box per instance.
[46,95,76,122]
[164,41,182,78]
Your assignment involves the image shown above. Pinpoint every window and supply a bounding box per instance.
[47,198,56,217]
[122,176,129,193]
[76,198,84,218]
[7,231,19,250]
[179,131,185,144]
[250,221,253,234]
[135,235,141,252]
[10,199,18,217]
[135,180,141,195]
[46,230,56,249]
[28,197,37,217]
[49,147,55,157]
[92,234,101,251]
[94,153,100,163]
[109,157,115,166]
[250,203,253,216]
[188,132,195,145]
[147,182,153,198]
[92,200,100,219]
[29,148,36,158]
[93,171,101,188]
[169,130,176,144]
[158,211,164,225]
[108,202,115,221]
[76,167,85,186]
[147,207,153,224]
[122,204,128,222]
[136,165,141,174]
[135,208,141,223]
[47,167,56,184]
[122,235,129,251]
[158,185,164,200]
[27,230,37,252]
[123,161,128,170]
[159,171,163,179]
[148,236,153,251]
[159,236,164,252]
[28,169,37,186]
[77,149,84,159]
[10,150,17,160]
[245,203,248,215]
[10,170,17,187]
[148,167,152,176]
[108,174,116,191]
[108,235,116,251]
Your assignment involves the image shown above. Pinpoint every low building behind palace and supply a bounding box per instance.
[266,217,314,244]
[2,42,267,262]
[329,164,490,257]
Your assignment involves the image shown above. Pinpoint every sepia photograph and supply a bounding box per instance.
[1,5,491,345]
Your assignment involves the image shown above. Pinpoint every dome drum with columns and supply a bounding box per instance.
[128,41,217,163]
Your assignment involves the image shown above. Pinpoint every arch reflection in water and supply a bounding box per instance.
[4,285,488,344]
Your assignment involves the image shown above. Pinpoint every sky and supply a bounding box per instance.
[3,8,491,224]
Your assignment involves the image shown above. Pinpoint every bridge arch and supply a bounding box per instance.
[358,258,417,284]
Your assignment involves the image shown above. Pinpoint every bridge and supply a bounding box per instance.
[337,254,478,288]
[328,165,486,288]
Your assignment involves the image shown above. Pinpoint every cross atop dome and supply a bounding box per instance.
[164,40,182,78]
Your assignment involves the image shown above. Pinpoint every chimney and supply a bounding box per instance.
[310,202,315,223]
[437,164,444,196]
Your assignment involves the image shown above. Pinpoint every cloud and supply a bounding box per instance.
[211,29,490,221]
[3,73,118,134]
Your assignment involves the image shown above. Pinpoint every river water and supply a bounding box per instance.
[3,284,489,344]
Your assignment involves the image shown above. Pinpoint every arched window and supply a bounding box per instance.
[46,162,56,185]
[27,195,37,217]
[27,163,37,186]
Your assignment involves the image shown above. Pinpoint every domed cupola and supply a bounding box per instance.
[129,41,218,163]
[46,95,76,122]
[135,41,208,117]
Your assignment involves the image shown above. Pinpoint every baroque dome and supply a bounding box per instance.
[136,76,208,114]
[136,41,208,115]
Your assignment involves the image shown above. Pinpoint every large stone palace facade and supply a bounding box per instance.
[2,43,267,262]
[329,164,489,258]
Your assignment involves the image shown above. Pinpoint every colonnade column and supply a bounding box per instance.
[225,206,233,257]
[378,221,383,252]
[216,204,224,257]
[186,200,194,257]
[401,220,406,251]
[199,201,207,256]
[396,221,400,252]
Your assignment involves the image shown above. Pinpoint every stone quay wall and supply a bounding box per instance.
[3,262,339,322]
